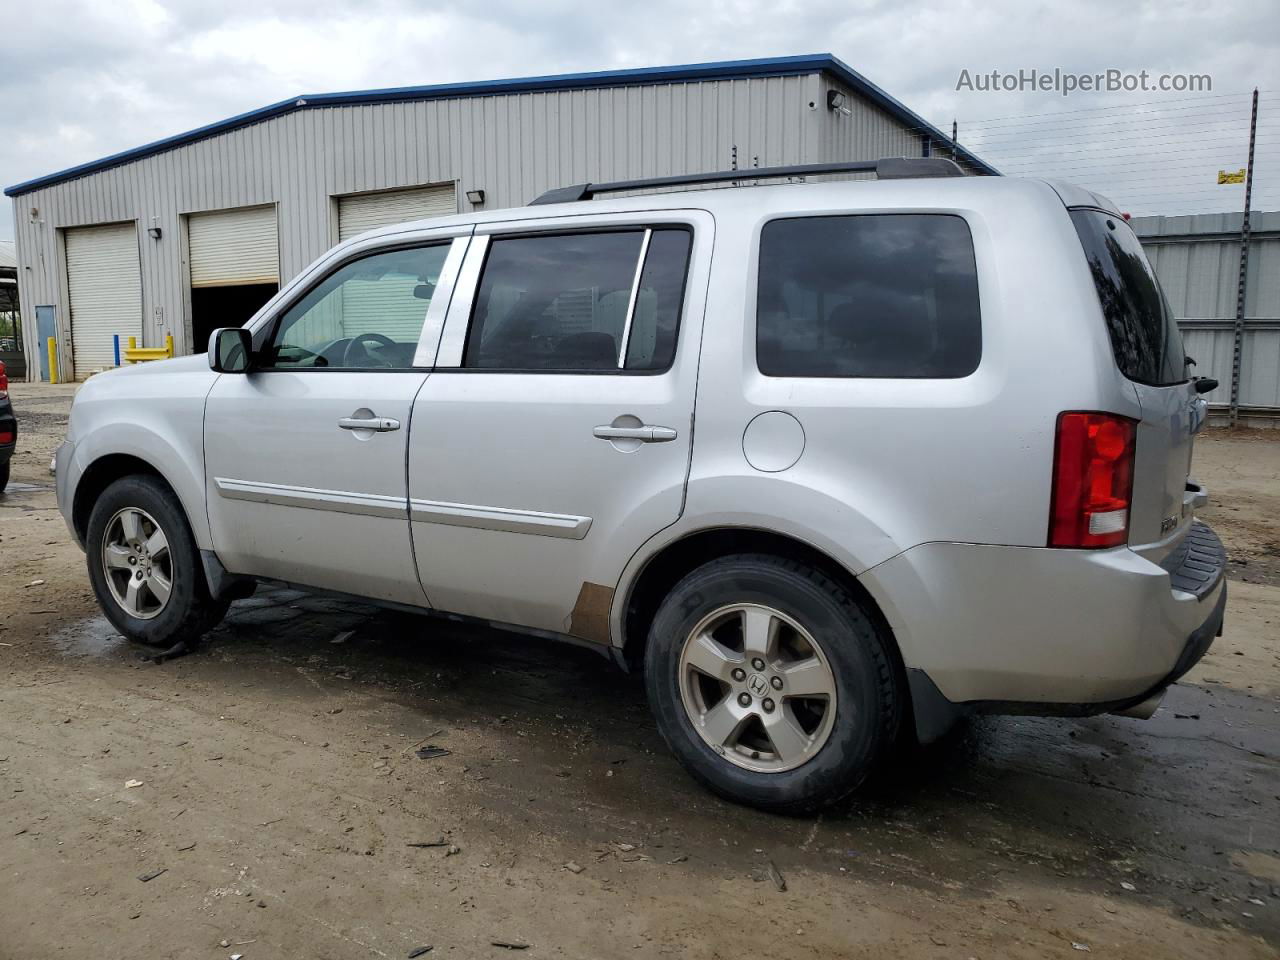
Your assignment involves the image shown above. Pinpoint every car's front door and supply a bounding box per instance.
[407,210,711,638]
[204,231,469,605]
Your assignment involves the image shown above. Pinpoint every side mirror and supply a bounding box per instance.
[209,327,253,373]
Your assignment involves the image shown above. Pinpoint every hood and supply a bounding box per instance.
[89,352,213,381]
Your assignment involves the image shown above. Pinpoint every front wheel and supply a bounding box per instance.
[86,475,228,647]
[644,555,901,814]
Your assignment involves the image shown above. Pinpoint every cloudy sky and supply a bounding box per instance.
[2,0,1277,241]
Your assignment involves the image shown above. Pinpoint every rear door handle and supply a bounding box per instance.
[593,424,677,443]
[338,416,401,432]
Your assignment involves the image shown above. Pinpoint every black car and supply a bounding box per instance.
[0,360,15,493]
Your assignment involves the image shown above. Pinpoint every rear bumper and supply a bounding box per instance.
[860,522,1227,724]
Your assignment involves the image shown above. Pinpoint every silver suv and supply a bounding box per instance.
[56,159,1226,813]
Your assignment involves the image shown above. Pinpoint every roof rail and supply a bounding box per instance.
[528,157,966,205]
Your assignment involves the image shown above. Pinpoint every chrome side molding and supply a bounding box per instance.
[410,498,591,539]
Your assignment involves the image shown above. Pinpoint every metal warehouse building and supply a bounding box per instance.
[4,53,992,381]
[1133,211,1280,426]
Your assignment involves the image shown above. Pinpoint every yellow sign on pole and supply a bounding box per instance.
[1218,169,1247,185]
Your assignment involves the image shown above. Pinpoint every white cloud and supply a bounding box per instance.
[2,0,1277,240]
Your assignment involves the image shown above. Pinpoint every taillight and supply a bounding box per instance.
[0,360,7,400]
[1048,412,1137,549]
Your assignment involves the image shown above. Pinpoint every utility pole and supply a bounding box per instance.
[1229,87,1259,426]
[951,119,958,161]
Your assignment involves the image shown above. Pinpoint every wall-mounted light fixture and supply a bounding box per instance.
[826,90,850,114]
[148,226,163,240]
[465,189,486,205]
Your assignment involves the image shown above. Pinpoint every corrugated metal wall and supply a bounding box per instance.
[820,76,922,165]
[1134,211,1280,422]
[14,73,850,373]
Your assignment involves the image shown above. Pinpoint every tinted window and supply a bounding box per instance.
[265,244,450,369]
[757,214,981,378]
[625,230,692,371]
[463,229,690,372]
[1070,210,1187,386]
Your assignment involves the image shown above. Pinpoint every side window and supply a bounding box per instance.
[756,214,981,379]
[265,244,452,370]
[625,230,693,371]
[462,228,691,372]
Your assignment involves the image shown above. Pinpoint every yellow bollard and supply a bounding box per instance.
[127,336,137,364]
[164,334,174,358]
[47,337,59,384]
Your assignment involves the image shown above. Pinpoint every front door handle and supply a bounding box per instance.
[593,424,677,443]
[338,416,401,432]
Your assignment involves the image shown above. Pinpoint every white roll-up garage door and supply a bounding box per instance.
[65,222,143,379]
[337,185,456,242]
[335,186,456,341]
[188,205,279,287]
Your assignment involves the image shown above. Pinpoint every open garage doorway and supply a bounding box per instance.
[187,205,279,351]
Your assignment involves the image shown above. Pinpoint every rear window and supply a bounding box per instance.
[756,214,981,379]
[1070,209,1187,386]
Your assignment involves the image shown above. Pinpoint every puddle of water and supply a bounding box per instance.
[50,615,128,659]
[235,588,309,610]
[227,605,305,626]
[1,482,51,494]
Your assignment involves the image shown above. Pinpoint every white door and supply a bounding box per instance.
[337,185,456,242]
[188,205,279,287]
[204,232,469,605]
[65,222,142,379]
[408,212,711,637]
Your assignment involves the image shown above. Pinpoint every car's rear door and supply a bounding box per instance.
[204,229,469,605]
[406,209,712,637]
[1069,209,1202,558]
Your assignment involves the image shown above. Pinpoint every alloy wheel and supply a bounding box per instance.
[101,506,173,621]
[677,603,838,773]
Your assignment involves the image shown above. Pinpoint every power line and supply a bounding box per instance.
[972,148,1271,169]
[960,126,1279,147]
[969,136,1278,157]
[898,113,1278,143]
[941,89,1274,126]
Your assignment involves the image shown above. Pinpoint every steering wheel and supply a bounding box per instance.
[342,332,397,368]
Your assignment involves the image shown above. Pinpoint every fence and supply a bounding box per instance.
[1132,211,1280,426]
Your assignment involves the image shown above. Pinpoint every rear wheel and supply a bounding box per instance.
[644,554,901,814]
[86,475,228,647]
[0,461,9,493]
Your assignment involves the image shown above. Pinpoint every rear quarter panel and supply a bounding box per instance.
[696,179,1140,565]
[611,176,1150,668]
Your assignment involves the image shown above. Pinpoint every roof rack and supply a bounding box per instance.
[528,157,965,205]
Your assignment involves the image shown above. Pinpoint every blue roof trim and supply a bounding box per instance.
[821,54,997,176]
[4,54,995,197]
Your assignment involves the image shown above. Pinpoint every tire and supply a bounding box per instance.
[644,554,901,814]
[85,475,229,648]
[0,460,9,494]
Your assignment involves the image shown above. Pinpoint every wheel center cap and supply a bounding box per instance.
[746,673,769,698]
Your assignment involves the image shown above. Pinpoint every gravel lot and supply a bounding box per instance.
[1,381,1277,959]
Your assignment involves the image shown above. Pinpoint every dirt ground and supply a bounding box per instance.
[1,382,1277,960]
